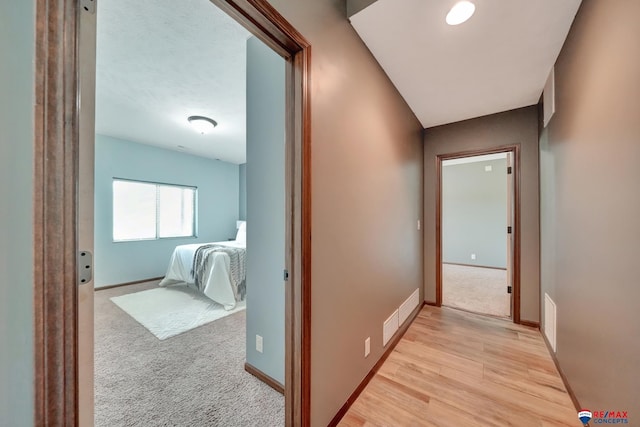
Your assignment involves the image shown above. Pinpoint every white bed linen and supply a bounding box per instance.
[158,240,246,310]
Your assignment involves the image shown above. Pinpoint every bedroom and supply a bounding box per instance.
[92,0,286,425]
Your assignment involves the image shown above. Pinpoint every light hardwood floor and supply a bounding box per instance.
[339,306,581,427]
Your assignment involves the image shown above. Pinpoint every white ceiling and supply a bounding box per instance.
[350,0,582,128]
[96,0,250,164]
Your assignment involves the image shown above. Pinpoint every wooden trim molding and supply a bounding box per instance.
[209,3,313,425]
[541,332,582,412]
[34,0,80,424]
[204,6,312,425]
[435,157,443,307]
[435,145,522,324]
[519,320,540,329]
[327,302,426,426]
[300,51,312,427]
[34,0,311,426]
[244,362,285,394]
[209,0,306,58]
[513,145,522,324]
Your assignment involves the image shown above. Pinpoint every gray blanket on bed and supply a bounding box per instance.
[191,245,246,299]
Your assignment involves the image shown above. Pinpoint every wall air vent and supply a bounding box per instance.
[382,310,399,347]
[544,293,557,352]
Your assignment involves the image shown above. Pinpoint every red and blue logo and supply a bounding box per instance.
[579,409,629,425]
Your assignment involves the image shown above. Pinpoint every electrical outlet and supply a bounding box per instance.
[364,337,371,357]
[256,335,263,353]
[471,253,476,260]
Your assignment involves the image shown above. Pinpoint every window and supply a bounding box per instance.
[113,179,197,242]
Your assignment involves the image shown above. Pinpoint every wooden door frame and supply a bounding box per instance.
[435,145,521,324]
[33,0,311,425]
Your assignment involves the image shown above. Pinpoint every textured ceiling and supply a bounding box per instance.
[96,0,250,163]
[350,0,582,128]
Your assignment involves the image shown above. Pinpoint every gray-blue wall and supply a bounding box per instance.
[245,37,286,384]
[442,158,507,268]
[0,1,35,424]
[239,163,247,220]
[94,134,239,287]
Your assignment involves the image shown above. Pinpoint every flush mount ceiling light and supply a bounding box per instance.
[187,115,218,134]
[446,1,476,26]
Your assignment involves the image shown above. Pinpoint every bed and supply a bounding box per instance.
[158,222,246,310]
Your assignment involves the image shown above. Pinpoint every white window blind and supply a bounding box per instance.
[113,179,197,242]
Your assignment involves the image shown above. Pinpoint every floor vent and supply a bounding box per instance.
[544,293,557,352]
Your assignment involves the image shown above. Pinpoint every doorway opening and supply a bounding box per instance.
[436,146,521,323]
[33,0,311,426]
[90,2,287,424]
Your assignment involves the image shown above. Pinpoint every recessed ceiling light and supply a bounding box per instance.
[446,1,475,26]
[187,116,218,134]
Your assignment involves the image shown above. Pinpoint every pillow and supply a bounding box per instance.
[235,221,246,244]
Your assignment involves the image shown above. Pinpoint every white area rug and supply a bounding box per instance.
[111,285,246,340]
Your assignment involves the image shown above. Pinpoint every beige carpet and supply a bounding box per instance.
[95,281,284,426]
[442,264,510,318]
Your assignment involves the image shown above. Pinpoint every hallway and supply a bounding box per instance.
[339,306,580,426]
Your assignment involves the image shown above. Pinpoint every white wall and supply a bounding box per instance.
[94,134,239,287]
[245,37,286,384]
[0,1,35,424]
